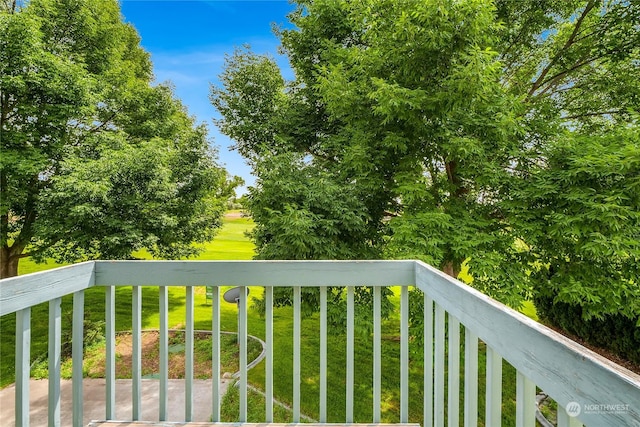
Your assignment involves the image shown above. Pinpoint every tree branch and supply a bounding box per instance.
[305,148,334,162]
[0,212,7,248]
[75,109,123,143]
[501,21,533,71]
[527,0,598,99]
[87,110,120,134]
[0,92,9,133]
[0,0,17,13]
[501,44,544,90]
[537,80,592,98]
[562,109,624,120]
[535,53,608,97]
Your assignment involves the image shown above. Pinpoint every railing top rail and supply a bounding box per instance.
[414,260,640,426]
[0,261,95,316]
[93,260,416,287]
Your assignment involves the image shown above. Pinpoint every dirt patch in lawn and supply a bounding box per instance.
[85,331,263,380]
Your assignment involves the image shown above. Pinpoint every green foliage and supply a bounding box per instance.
[496,0,640,131]
[35,115,227,262]
[210,47,286,163]
[510,126,640,321]
[248,153,377,261]
[494,0,640,352]
[1,0,235,276]
[211,0,527,305]
[211,0,640,360]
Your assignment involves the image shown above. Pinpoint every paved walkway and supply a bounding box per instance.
[0,378,232,426]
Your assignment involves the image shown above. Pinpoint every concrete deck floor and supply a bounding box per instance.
[0,378,232,426]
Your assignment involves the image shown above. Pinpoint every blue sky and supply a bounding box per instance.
[119,0,297,194]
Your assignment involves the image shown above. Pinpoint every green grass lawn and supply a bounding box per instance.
[1,211,531,425]
[241,289,520,426]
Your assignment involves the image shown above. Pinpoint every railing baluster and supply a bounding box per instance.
[211,286,220,422]
[159,286,168,421]
[239,286,248,422]
[293,286,301,422]
[185,286,194,421]
[424,295,434,427]
[319,286,327,423]
[265,286,274,422]
[400,286,409,423]
[132,286,142,420]
[485,345,503,426]
[72,290,84,427]
[434,303,445,427]
[105,286,115,419]
[16,307,31,427]
[558,405,583,427]
[346,286,355,423]
[448,314,460,427]
[516,371,535,427]
[464,328,478,427]
[373,286,381,423]
[49,298,62,427]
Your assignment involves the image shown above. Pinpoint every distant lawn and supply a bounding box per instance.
[191,214,255,260]
[17,254,69,276]
[16,211,255,275]
[132,210,255,261]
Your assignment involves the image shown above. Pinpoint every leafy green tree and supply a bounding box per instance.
[212,0,528,304]
[211,47,382,261]
[211,0,639,325]
[248,153,376,260]
[496,0,640,130]
[509,125,640,362]
[1,0,232,278]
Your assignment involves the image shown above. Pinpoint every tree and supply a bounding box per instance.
[211,47,382,261]
[211,0,639,316]
[496,0,640,129]
[212,0,528,304]
[508,125,640,362]
[211,0,640,357]
[1,0,233,278]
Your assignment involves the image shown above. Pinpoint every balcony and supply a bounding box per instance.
[1,260,639,427]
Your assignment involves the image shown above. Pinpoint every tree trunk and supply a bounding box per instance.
[0,246,20,279]
[441,260,461,279]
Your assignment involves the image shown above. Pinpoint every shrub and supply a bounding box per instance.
[534,294,640,365]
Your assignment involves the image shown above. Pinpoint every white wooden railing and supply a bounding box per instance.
[1,260,639,427]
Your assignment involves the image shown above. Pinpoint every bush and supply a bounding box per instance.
[534,294,640,365]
